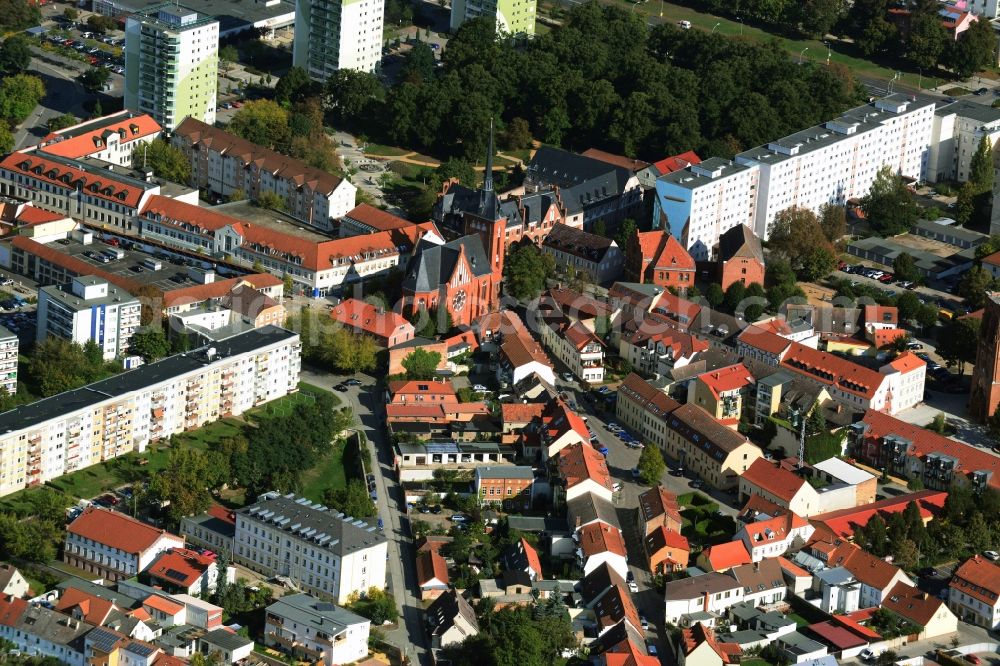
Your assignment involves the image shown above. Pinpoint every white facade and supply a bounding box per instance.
[539,322,604,384]
[234,493,388,604]
[64,522,184,579]
[264,594,371,666]
[0,605,90,666]
[0,326,17,396]
[293,0,384,78]
[929,101,1000,183]
[880,361,927,414]
[37,277,141,360]
[0,327,300,497]
[662,574,746,625]
[124,7,218,131]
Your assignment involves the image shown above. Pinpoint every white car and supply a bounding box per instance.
[472,384,489,393]
[986,550,1000,561]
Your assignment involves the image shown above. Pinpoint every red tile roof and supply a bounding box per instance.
[562,320,603,351]
[500,335,552,369]
[644,526,689,560]
[778,557,812,579]
[38,113,160,159]
[207,504,235,525]
[651,151,702,176]
[638,486,682,526]
[161,274,282,309]
[605,640,660,666]
[387,380,456,400]
[541,398,591,444]
[825,542,905,590]
[68,507,181,555]
[740,459,807,504]
[860,409,1000,491]
[740,513,810,547]
[174,118,345,195]
[951,555,1000,608]
[698,363,754,399]
[872,328,910,348]
[782,343,888,399]
[700,541,751,571]
[637,231,696,273]
[143,595,184,615]
[593,584,643,632]
[886,351,925,373]
[883,581,948,626]
[540,288,613,319]
[680,622,741,663]
[518,538,543,579]
[417,549,449,587]
[809,488,947,540]
[0,594,27,627]
[344,204,416,231]
[738,325,793,356]
[558,442,613,493]
[578,523,627,558]
[625,327,709,361]
[864,305,898,327]
[55,587,118,625]
[13,205,67,225]
[501,403,545,424]
[806,620,868,649]
[0,151,147,207]
[581,148,650,172]
[146,548,214,588]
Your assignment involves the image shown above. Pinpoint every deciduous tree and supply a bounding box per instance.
[130,326,170,362]
[401,348,442,380]
[861,166,920,237]
[892,253,920,283]
[228,99,290,149]
[505,244,555,301]
[637,445,665,485]
[0,35,31,77]
[937,316,980,375]
[132,138,191,184]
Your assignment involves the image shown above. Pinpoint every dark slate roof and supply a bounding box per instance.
[717,224,764,263]
[541,223,614,263]
[402,236,492,293]
[434,183,501,225]
[527,147,632,215]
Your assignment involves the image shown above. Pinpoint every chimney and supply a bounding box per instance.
[703,591,711,612]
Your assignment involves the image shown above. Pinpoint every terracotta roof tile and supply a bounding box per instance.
[146,548,214,588]
[55,587,117,625]
[557,442,613,493]
[501,403,545,424]
[0,594,27,627]
[581,148,650,172]
[951,555,1000,608]
[809,489,947,540]
[578,523,627,558]
[38,113,160,159]
[637,231,696,273]
[697,363,754,399]
[886,350,925,373]
[651,151,702,176]
[160,274,282,309]
[143,595,184,615]
[417,549,449,587]
[68,507,180,555]
[740,459,806,504]
[344,204,415,231]
[0,151,147,207]
[883,581,948,626]
[738,325,793,356]
[701,541,751,571]
[638,486,682,525]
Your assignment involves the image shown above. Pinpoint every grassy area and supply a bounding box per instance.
[388,160,428,182]
[620,0,945,90]
[741,659,771,666]
[364,143,411,157]
[943,87,971,96]
[299,442,348,504]
[504,149,532,163]
[785,612,811,627]
[409,152,441,166]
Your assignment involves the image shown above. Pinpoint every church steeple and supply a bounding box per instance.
[483,117,494,194]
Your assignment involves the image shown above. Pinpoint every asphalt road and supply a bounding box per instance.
[298,367,430,666]
[16,53,93,150]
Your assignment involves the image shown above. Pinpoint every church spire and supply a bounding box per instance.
[484,117,494,194]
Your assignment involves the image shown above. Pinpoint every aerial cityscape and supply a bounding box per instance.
[2,0,1000,666]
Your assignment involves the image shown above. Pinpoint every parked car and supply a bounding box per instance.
[561,372,574,381]
[918,567,937,577]
[631,468,641,480]
[985,550,1000,561]
[860,648,878,662]
[450,514,469,523]
[976,87,989,95]
[344,378,362,386]
[334,383,348,392]
[964,655,982,665]
[472,384,489,393]
[431,504,442,514]
[612,482,622,492]
[906,342,923,350]
[639,613,649,630]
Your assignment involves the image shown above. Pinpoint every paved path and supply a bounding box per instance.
[299,367,429,666]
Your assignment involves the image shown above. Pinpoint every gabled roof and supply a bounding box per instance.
[426,590,479,638]
[145,548,214,588]
[388,380,456,399]
[581,148,650,173]
[825,542,905,590]
[650,151,702,176]
[701,541,752,571]
[663,571,743,600]
[578,523,627,558]
[142,595,184,615]
[559,320,604,351]
[667,403,751,457]
[502,538,543,579]
[557,442,613,493]
[886,350,924,373]
[741,459,807,504]
[717,224,764,263]
[539,288,613,319]
[883,581,948,626]
[863,305,898,327]
[636,230,696,273]
[951,555,1000,608]
[403,235,491,294]
[219,283,279,320]
[159,273,283,309]
[68,507,180,555]
[1,151,150,208]
[644,526,689,559]
[343,203,414,232]
[417,549,449,587]
[541,222,615,264]
[330,298,414,343]
[697,363,754,399]
[730,557,785,595]
[174,118,345,195]
[617,373,681,419]
[592,583,642,633]
[38,112,160,159]
[55,587,120,626]
[637,486,681,526]
[680,622,741,663]
[568,493,620,531]
[808,489,947,540]
[540,398,590,444]
[738,325,793,357]
[740,513,811,548]
[580,562,627,605]
[501,402,545,424]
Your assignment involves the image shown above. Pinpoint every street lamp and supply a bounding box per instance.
[798,47,809,65]
[737,15,743,35]
[918,67,923,90]
[712,21,721,33]
[823,40,831,65]
[659,0,663,18]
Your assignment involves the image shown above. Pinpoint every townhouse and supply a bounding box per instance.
[948,554,1000,629]
[882,581,958,640]
[142,548,234,596]
[729,558,787,607]
[644,526,690,573]
[521,398,590,460]
[491,312,556,388]
[576,522,629,580]
[624,230,696,289]
[663,572,746,625]
[808,490,947,541]
[739,458,875,518]
[540,222,625,285]
[688,363,755,427]
[678,622,743,666]
[539,318,605,384]
[263,593,370,666]
[329,298,415,348]
[64,507,185,582]
[847,410,1000,493]
[172,118,357,230]
[735,512,814,562]
[426,591,480,650]
[502,538,544,581]
[417,548,450,601]
[0,327,299,497]
[636,485,682,537]
[591,583,643,637]
[137,196,435,298]
[812,541,914,609]
[33,112,162,167]
[0,596,93,666]
[233,492,388,604]
[0,565,28,599]
[619,323,709,378]
[474,466,535,510]
[554,442,615,504]
[697,541,753,573]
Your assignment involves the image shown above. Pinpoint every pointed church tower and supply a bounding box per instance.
[477,117,505,279]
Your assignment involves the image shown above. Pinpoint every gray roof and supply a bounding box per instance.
[717,224,763,263]
[12,604,94,647]
[541,223,615,264]
[56,578,138,609]
[660,157,752,191]
[935,98,1000,124]
[434,182,501,226]
[476,465,534,480]
[730,558,785,595]
[662,572,742,600]
[182,512,236,540]
[815,567,856,586]
[579,562,626,605]
[266,593,368,638]
[911,219,987,245]
[778,630,827,656]
[506,515,567,533]
[426,590,479,636]
[200,627,253,651]
[41,279,139,312]
[567,493,620,531]
[0,326,296,435]
[527,146,632,214]
[239,492,386,556]
[402,235,492,294]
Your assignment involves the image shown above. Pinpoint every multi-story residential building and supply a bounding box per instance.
[811,540,913,609]
[687,363,755,428]
[0,150,193,232]
[33,112,162,167]
[739,458,876,518]
[577,522,629,580]
[636,486,682,538]
[450,0,535,35]
[0,325,17,396]
[848,409,1000,493]
[929,100,1000,183]
[539,318,604,384]
[143,547,235,595]
[540,223,625,285]
[264,593,371,666]
[883,581,958,641]
[330,298,415,348]
[293,0,384,77]
[426,590,480,650]
[555,442,614,504]
[37,276,141,361]
[234,492,387,604]
[180,504,237,556]
[0,596,93,666]
[615,372,681,445]
[0,326,300,497]
[730,558,787,607]
[662,572,746,625]
[124,5,219,131]
[948,555,1000,629]
[474,466,535,510]
[64,507,185,581]
[137,196,430,297]
[171,120,358,230]
[624,230,696,288]
[644,525,689,574]
[521,398,590,460]
[735,513,814,562]
[619,323,708,378]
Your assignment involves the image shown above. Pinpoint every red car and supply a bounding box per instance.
[878,273,894,283]
[231,101,242,108]
[964,655,981,665]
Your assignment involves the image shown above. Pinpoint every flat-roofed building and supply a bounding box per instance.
[37,276,141,360]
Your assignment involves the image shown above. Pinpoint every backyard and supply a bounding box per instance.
[678,492,738,549]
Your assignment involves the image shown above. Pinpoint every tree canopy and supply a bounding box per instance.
[133,138,191,184]
[861,166,920,237]
[767,207,837,280]
[505,244,555,301]
[401,348,442,380]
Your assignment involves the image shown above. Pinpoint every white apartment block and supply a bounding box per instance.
[33,112,162,167]
[929,99,1000,183]
[264,593,371,666]
[654,95,938,258]
[64,507,185,581]
[539,320,605,384]
[293,0,384,77]
[0,327,300,497]
[0,325,17,396]
[0,599,92,666]
[966,0,1000,18]
[654,158,759,261]
[37,276,141,361]
[124,5,218,131]
[234,492,388,604]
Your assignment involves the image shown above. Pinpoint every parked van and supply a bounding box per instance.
[141,258,162,271]
[102,248,124,260]
[677,20,692,29]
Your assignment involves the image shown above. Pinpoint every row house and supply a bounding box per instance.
[0,327,299,497]
[172,118,357,231]
[619,321,708,378]
[554,442,614,504]
[521,398,590,461]
[739,457,876,519]
[0,596,93,666]
[663,572,746,625]
[64,507,184,582]
[539,318,605,384]
[810,540,914,610]
[688,363,755,428]
[735,512,814,562]
[847,409,1000,493]
[540,222,625,285]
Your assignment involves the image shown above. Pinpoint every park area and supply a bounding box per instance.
[678,492,738,550]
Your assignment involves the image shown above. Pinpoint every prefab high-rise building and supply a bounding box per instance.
[450,0,536,37]
[124,4,218,131]
[293,0,384,78]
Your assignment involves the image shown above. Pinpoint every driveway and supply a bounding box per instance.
[298,367,429,665]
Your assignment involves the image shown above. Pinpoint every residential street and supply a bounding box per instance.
[298,367,429,666]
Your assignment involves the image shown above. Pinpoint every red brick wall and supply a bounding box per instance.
[720,257,765,291]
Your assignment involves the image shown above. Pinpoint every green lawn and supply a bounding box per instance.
[785,612,811,627]
[299,442,348,504]
[364,143,410,157]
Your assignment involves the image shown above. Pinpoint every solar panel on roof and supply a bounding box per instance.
[316,602,337,612]
[164,568,188,582]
